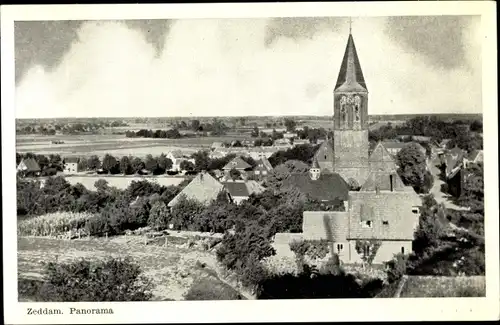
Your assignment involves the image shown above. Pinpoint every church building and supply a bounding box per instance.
[273,27,423,265]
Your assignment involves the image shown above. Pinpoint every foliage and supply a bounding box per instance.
[289,239,330,260]
[17,212,93,237]
[101,154,119,174]
[355,240,382,265]
[180,160,195,171]
[268,144,319,167]
[147,201,170,231]
[284,118,296,132]
[229,168,241,181]
[169,194,206,231]
[184,276,243,300]
[37,257,153,301]
[265,160,309,189]
[385,253,409,284]
[396,143,430,193]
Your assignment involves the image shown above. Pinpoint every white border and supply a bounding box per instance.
[2,2,499,324]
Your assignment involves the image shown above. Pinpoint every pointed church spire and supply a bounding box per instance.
[334,27,368,92]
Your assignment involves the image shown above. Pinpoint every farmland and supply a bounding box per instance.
[15,134,249,158]
[18,236,242,301]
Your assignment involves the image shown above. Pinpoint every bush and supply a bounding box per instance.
[17,212,93,237]
[184,277,243,300]
[37,257,153,301]
[147,201,170,231]
[385,253,409,284]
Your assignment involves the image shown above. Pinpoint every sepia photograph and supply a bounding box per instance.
[2,2,499,324]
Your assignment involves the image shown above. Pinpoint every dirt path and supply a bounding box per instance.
[427,158,469,211]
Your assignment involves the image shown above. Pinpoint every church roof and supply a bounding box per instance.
[335,33,368,92]
[283,173,349,202]
[311,158,320,169]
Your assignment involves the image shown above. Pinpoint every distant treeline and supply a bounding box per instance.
[16,120,129,135]
[369,116,483,152]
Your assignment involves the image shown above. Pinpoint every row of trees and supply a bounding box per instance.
[17,120,129,136]
[125,129,183,139]
[172,118,230,136]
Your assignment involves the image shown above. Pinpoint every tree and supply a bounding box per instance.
[229,168,241,181]
[191,150,210,171]
[284,118,296,132]
[396,143,428,193]
[94,179,110,192]
[265,160,309,190]
[148,201,170,231]
[102,154,118,174]
[119,156,133,175]
[239,117,246,127]
[157,154,173,173]
[355,240,382,266]
[180,160,195,171]
[251,126,259,138]
[131,157,145,174]
[144,154,158,174]
[87,155,101,171]
[191,119,201,132]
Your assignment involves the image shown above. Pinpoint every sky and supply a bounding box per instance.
[14,16,482,118]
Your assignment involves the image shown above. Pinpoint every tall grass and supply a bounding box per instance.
[400,276,486,297]
[18,212,93,237]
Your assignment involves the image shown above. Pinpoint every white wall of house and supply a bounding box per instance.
[64,162,78,174]
[344,240,413,265]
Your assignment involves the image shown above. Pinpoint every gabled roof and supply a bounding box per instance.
[168,172,224,207]
[380,141,408,150]
[222,180,265,198]
[255,157,273,172]
[360,171,408,192]
[466,149,483,162]
[348,191,422,240]
[284,172,349,202]
[64,157,80,164]
[370,142,398,161]
[334,33,368,92]
[313,139,334,170]
[222,157,252,170]
[169,150,184,159]
[211,142,224,148]
[18,158,41,172]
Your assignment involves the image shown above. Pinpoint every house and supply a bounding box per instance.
[253,157,273,179]
[242,139,256,147]
[274,138,291,146]
[63,157,81,174]
[222,157,252,172]
[168,172,225,208]
[381,141,426,157]
[313,139,334,172]
[167,150,195,171]
[411,135,431,143]
[17,158,41,177]
[464,149,483,167]
[221,180,265,204]
[283,132,298,139]
[440,147,467,198]
[211,142,224,151]
[293,139,310,146]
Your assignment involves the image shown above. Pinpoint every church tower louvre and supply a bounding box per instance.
[333,26,370,185]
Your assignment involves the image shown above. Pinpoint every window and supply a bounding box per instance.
[411,207,419,214]
[382,220,389,225]
[362,220,372,228]
[324,155,327,159]
[401,247,405,254]
[337,243,344,252]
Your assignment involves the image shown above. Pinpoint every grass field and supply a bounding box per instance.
[18,236,225,301]
[16,134,250,158]
[64,175,186,190]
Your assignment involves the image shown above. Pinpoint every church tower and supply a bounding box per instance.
[333,28,370,185]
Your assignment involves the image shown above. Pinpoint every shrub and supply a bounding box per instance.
[84,215,110,237]
[37,257,153,301]
[17,212,93,237]
[184,277,243,301]
[147,201,170,231]
[385,253,409,284]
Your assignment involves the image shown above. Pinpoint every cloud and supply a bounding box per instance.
[15,17,482,118]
